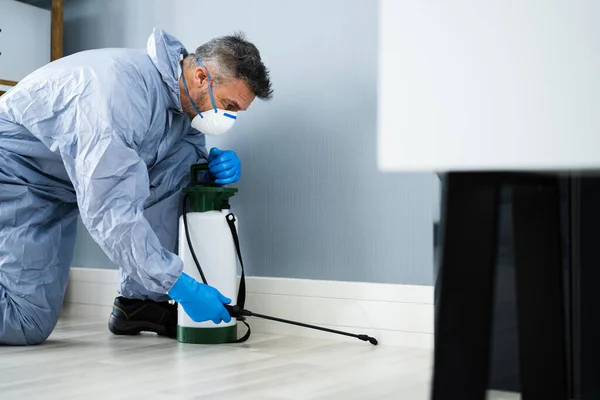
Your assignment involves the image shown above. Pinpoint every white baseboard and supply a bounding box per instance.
[64,267,434,349]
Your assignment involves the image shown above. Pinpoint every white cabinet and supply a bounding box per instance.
[0,0,50,91]
[378,1,600,172]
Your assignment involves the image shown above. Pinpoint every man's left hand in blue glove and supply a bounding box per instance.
[208,148,241,185]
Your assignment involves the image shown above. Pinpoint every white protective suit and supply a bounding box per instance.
[0,28,205,344]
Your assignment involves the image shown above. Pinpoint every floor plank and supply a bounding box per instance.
[0,316,521,399]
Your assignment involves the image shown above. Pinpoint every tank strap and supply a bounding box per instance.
[226,213,251,343]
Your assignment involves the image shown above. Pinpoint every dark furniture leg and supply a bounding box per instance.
[512,178,568,399]
[432,173,500,400]
[577,177,600,399]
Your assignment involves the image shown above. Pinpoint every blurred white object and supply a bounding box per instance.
[378,0,600,172]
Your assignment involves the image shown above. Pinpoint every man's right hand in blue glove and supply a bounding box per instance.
[167,272,232,324]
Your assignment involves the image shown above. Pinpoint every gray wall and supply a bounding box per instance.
[65,0,440,285]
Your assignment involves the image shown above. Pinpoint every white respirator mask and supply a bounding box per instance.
[181,56,237,136]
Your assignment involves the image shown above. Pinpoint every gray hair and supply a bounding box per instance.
[187,32,273,100]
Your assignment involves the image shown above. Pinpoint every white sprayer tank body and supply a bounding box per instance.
[176,163,239,344]
[177,209,239,344]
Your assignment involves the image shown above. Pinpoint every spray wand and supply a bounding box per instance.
[182,192,378,346]
[224,304,378,345]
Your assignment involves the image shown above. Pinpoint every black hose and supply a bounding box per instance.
[182,193,208,285]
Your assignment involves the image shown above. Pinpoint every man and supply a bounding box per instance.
[0,28,273,345]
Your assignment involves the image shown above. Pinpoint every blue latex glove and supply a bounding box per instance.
[167,272,232,324]
[208,148,241,185]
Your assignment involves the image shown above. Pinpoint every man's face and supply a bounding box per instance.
[180,63,256,119]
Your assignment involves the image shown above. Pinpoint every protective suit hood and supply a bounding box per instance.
[146,28,188,111]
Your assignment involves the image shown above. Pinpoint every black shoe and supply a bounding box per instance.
[108,297,177,338]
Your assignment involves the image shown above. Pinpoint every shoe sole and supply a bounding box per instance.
[108,314,175,338]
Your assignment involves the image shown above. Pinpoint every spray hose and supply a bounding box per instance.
[182,193,378,346]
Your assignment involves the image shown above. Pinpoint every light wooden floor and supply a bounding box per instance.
[0,315,521,399]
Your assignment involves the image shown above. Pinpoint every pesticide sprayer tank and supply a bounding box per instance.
[177,164,239,344]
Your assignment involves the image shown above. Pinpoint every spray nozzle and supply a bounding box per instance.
[358,335,379,345]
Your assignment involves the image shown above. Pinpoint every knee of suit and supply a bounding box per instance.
[21,319,55,345]
[1,301,59,345]
[14,320,55,346]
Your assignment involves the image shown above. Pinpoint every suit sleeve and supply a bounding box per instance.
[56,72,183,294]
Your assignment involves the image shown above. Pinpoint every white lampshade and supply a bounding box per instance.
[378,0,600,172]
